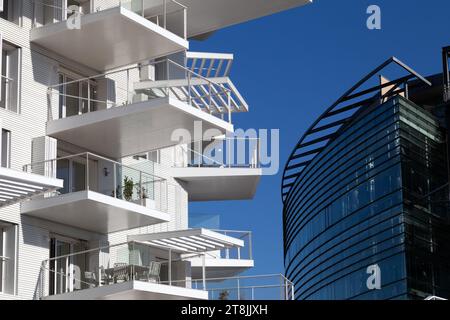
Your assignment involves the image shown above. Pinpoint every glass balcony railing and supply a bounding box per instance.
[32,0,188,40]
[36,238,293,300]
[173,137,261,169]
[47,58,234,123]
[163,274,295,300]
[23,152,168,212]
[37,240,207,299]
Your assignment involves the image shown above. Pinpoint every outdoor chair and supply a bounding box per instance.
[84,271,97,288]
[113,263,129,283]
[147,261,161,283]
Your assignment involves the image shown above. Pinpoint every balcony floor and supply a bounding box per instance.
[190,258,254,279]
[43,281,208,300]
[21,191,170,234]
[181,0,311,38]
[171,167,261,201]
[47,97,234,159]
[30,6,188,71]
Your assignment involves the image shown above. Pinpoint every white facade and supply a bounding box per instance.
[0,0,308,300]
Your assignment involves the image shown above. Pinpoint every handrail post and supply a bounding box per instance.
[113,163,117,198]
[85,153,89,191]
[188,72,192,106]
[47,87,53,120]
[139,171,143,205]
[202,253,206,290]
[248,232,253,260]
[87,81,91,113]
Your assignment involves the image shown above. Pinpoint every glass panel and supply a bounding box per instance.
[71,161,86,192]
[65,78,79,117]
[56,159,70,194]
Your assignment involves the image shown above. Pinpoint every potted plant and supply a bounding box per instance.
[123,176,134,201]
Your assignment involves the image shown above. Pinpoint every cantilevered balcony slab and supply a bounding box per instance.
[43,281,208,300]
[0,167,63,207]
[20,191,170,234]
[171,167,261,201]
[190,258,254,279]
[46,97,234,159]
[176,0,311,38]
[30,6,188,71]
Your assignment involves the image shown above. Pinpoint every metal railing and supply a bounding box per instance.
[38,240,208,299]
[212,230,253,261]
[162,274,295,300]
[47,58,233,122]
[32,0,187,39]
[23,152,168,212]
[173,137,261,169]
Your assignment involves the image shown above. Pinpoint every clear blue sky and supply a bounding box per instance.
[189,0,450,276]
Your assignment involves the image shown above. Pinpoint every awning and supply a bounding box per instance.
[128,228,244,253]
[0,167,63,207]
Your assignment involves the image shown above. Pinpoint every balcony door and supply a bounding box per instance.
[49,235,87,295]
[56,152,99,194]
[58,71,97,119]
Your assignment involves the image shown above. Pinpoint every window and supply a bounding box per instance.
[0,221,17,295]
[1,129,10,168]
[132,150,161,164]
[58,71,97,118]
[0,41,20,113]
[0,0,21,25]
[149,150,160,164]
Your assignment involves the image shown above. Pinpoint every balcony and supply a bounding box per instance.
[185,230,254,279]
[38,240,208,300]
[166,274,295,300]
[21,153,170,233]
[0,167,63,208]
[46,59,235,158]
[30,1,188,71]
[171,137,262,201]
[177,0,311,39]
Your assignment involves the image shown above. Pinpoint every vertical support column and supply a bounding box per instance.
[163,0,167,29]
[168,248,172,286]
[183,7,187,40]
[113,163,117,198]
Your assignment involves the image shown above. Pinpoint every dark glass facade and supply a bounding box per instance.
[283,95,450,300]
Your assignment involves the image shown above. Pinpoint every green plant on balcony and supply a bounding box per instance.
[123,176,134,201]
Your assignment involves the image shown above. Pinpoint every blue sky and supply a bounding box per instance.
[188,0,450,276]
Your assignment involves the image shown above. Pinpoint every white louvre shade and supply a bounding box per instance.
[128,228,244,253]
[0,167,63,207]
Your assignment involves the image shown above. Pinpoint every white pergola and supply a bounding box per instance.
[128,228,244,288]
[128,228,244,253]
[0,167,63,207]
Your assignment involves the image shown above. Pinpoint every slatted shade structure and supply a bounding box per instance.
[128,228,244,253]
[0,167,63,207]
[281,57,432,204]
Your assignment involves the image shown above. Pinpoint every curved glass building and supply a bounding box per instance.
[282,52,450,300]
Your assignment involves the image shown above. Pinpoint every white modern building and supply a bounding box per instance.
[0,0,309,300]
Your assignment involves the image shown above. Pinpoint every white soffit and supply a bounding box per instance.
[0,167,63,208]
[176,0,312,38]
[46,97,233,159]
[30,6,188,71]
